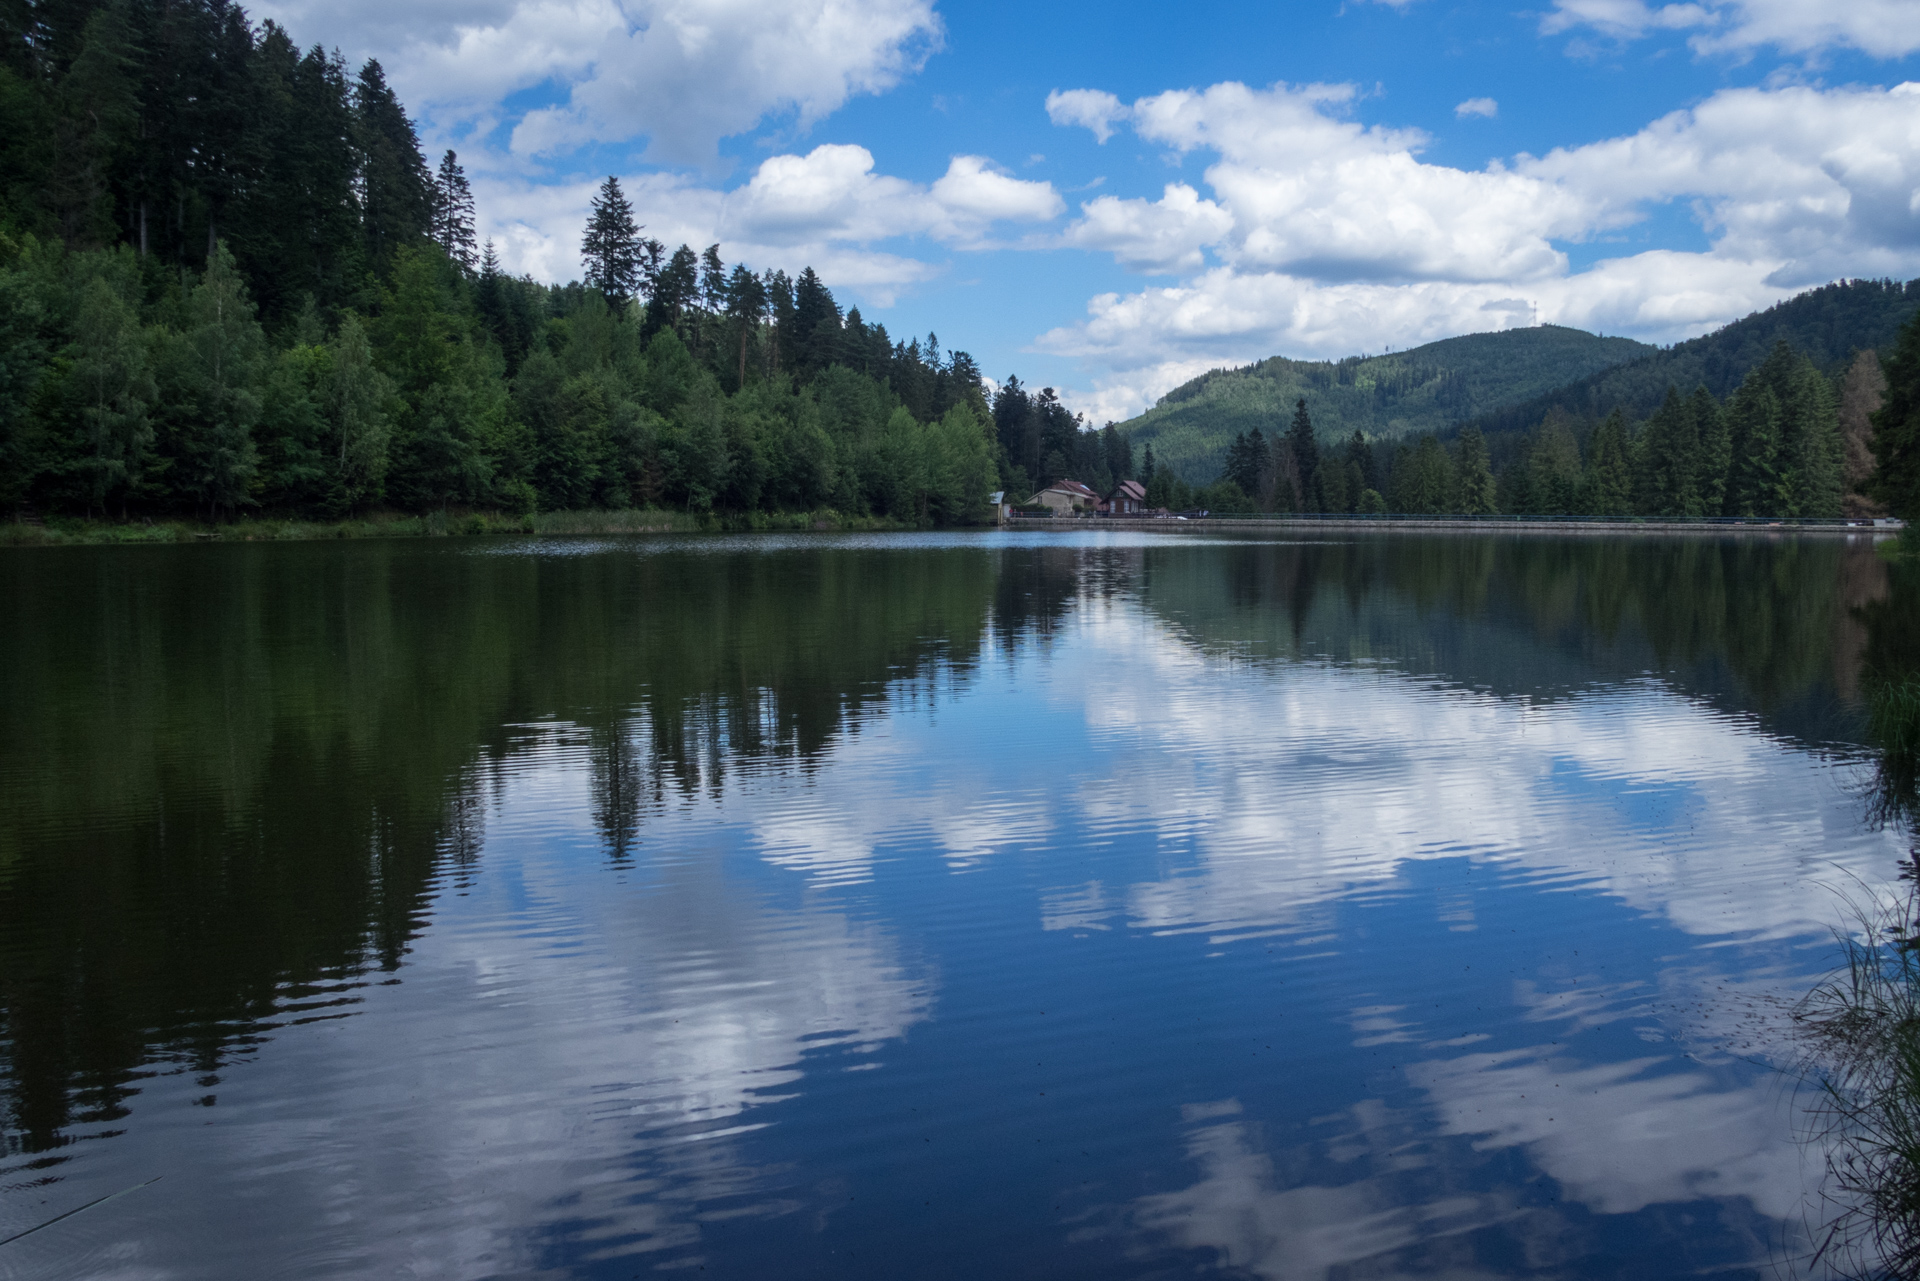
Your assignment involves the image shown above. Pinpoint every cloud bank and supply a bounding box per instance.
[1042,79,1920,421]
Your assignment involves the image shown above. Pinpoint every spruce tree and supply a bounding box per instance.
[1872,306,1920,519]
[1453,426,1497,514]
[1285,398,1319,511]
[1726,378,1784,516]
[353,59,431,272]
[431,150,477,272]
[1691,386,1730,516]
[1585,411,1633,517]
[1636,385,1699,516]
[581,176,641,310]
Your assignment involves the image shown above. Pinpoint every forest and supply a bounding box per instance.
[1177,338,1897,520]
[0,0,1080,527]
[7,0,1920,529]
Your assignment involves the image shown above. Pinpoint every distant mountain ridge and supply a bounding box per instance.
[1456,278,1920,455]
[1121,277,1920,484]
[1124,327,1654,482]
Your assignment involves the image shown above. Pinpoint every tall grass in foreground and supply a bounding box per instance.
[1795,670,1920,1278]
[1794,891,1920,1278]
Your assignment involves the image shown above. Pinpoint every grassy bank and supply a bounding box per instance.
[0,508,926,547]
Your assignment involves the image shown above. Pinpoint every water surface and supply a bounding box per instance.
[1,530,1909,1279]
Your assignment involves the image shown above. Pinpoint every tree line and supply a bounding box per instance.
[1186,335,1920,520]
[0,0,1055,525]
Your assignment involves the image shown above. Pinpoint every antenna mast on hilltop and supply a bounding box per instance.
[1530,300,1539,328]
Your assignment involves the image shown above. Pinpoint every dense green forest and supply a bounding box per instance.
[1118,278,1920,522]
[0,0,1091,526]
[1125,326,1655,483]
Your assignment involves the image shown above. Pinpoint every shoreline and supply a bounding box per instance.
[1004,514,1905,537]
[4,509,1904,548]
[0,508,920,548]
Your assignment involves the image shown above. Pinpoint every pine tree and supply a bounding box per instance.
[1285,398,1319,511]
[1872,306,1920,519]
[1584,411,1633,517]
[723,262,766,390]
[353,59,432,272]
[581,175,641,309]
[1453,426,1497,514]
[1691,386,1730,516]
[1839,351,1888,513]
[1776,351,1842,517]
[431,150,477,272]
[1726,378,1784,516]
[1636,385,1699,516]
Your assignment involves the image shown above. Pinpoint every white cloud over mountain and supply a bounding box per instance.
[1044,79,1920,420]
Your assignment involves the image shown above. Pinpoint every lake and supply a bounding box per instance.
[1,529,1911,1279]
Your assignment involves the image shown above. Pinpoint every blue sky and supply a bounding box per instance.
[255,0,1920,420]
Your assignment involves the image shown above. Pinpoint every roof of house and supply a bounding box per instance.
[1111,480,1147,501]
[1028,480,1098,503]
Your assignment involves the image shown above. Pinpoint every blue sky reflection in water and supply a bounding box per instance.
[0,531,1909,1279]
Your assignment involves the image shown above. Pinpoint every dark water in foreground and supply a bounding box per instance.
[1,530,1913,1280]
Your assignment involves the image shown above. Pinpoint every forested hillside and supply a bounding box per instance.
[1461,278,1920,463]
[1123,326,1654,482]
[0,0,1033,525]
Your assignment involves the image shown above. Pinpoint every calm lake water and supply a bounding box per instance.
[2,530,1914,1279]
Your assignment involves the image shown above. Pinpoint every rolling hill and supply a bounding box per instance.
[1123,327,1654,482]
[1119,276,1920,484]
[1457,278,1920,459]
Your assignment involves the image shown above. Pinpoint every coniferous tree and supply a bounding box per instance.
[1691,386,1730,516]
[1872,306,1920,520]
[1779,351,1843,517]
[1725,378,1784,516]
[430,150,476,272]
[722,263,765,390]
[581,175,641,310]
[1102,423,1132,481]
[1528,412,1583,514]
[353,59,431,272]
[1454,426,1497,514]
[1637,385,1699,516]
[1285,398,1319,511]
[1584,410,1633,517]
[1839,351,1888,514]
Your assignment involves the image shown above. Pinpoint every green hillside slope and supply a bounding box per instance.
[1123,326,1654,482]
[1459,278,1920,454]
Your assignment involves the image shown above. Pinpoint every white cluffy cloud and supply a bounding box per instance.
[1541,0,1920,59]
[1042,79,1920,421]
[1455,97,1498,118]
[476,145,1061,305]
[255,0,943,165]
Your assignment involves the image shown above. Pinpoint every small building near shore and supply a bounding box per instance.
[1026,479,1099,515]
[1104,480,1147,516]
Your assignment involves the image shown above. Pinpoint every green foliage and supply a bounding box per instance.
[1873,306,1920,520]
[1123,325,1654,482]
[1470,279,1920,447]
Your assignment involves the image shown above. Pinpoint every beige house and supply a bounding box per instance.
[1026,479,1099,514]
